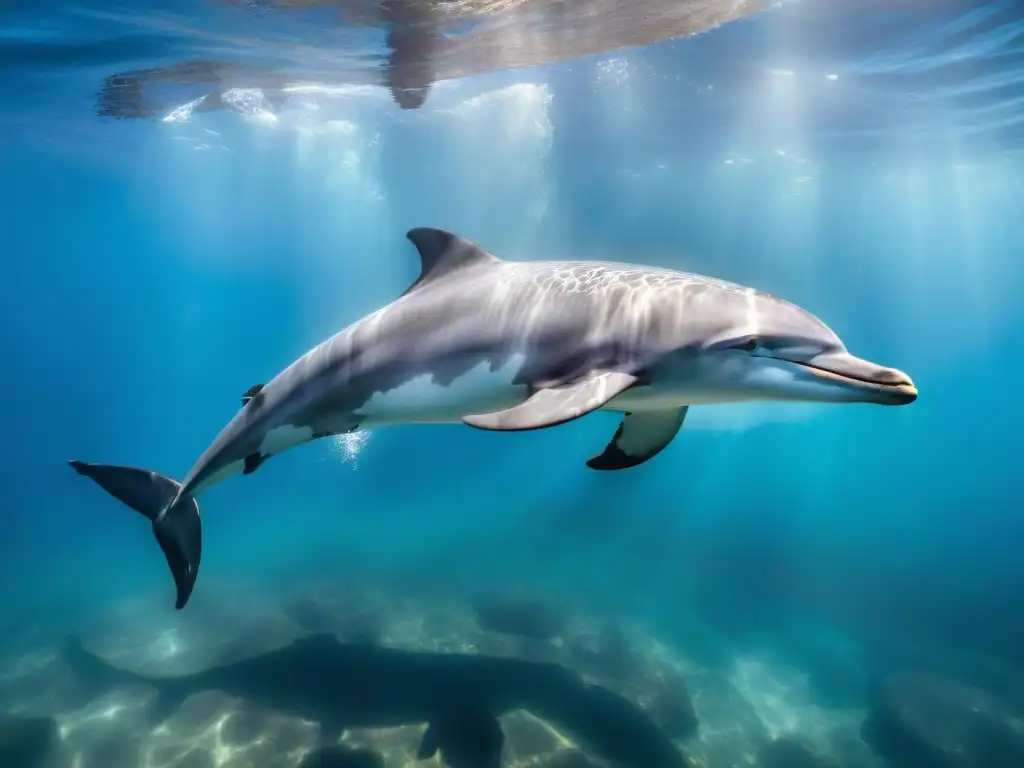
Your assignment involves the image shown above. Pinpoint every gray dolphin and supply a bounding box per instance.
[69,227,917,609]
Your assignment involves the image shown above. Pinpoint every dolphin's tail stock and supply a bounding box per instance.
[68,461,201,610]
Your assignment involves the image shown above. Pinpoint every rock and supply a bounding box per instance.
[221,706,268,745]
[502,712,560,760]
[473,596,569,640]
[514,636,562,664]
[0,716,60,768]
[862,670,1024,768]
[548,682,688,768]
[79,729,143,768]
[758,736,839,768]
[338,611,384,647]
[567,624,638,680]
[643,672,699,739]
[78,585,303,677]
[281,590,384,647]
[538,749,599,767]
[772,621,869,709]
[297,745,385,768]
[172,750,216,768]
[681,668,770,768]
[162,690,236,732]
[284,596,338,634]
[823,721,884,768]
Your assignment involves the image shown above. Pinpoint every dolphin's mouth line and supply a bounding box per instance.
[787,360,916,391]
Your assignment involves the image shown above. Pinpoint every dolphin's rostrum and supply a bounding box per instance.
[69,227,917,609]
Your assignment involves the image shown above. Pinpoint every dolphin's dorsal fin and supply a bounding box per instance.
[403,228,500,295]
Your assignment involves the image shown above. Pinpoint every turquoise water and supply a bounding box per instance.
[1,1,1023,767]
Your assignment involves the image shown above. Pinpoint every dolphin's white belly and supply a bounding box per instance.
[608,383,759,411]
[606,354,777,412]
[358,354,529,426]
[358,358,759,426]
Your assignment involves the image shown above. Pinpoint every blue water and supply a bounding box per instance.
[2,1,1024,767]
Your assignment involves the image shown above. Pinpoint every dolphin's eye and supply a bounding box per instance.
[737,337,760,352]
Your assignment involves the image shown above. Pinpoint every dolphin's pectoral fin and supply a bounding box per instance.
[586,407,689,471]
[462,371,640,431]
[242,453,268,475]
[241,383,265,406]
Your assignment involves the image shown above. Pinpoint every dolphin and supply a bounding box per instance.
[69,227,917,609]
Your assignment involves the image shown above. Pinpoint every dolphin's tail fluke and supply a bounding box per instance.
[68,461,202,610]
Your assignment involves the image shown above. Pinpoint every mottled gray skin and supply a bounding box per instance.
[177,227,916,502]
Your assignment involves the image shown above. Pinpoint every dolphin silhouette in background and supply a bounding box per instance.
[69,227,917,609]
[65,631,688,767]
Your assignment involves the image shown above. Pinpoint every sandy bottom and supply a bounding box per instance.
[0,580,885,768]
